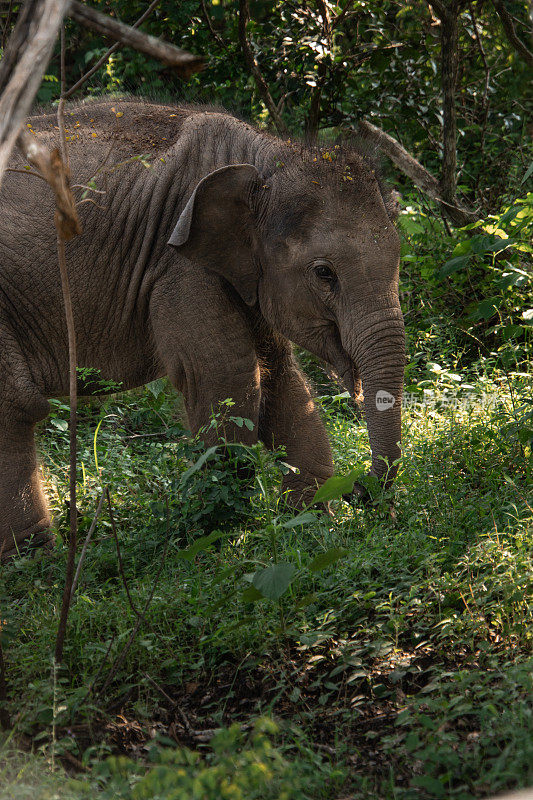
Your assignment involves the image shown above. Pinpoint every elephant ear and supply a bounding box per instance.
[168,164,262,306]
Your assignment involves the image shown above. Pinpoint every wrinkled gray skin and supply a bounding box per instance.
[0,100,405,558]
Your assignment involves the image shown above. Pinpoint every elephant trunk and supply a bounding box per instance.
[341,295,405,485]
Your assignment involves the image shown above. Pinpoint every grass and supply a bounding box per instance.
[0,361,531,799]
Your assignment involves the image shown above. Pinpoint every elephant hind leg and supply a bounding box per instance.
[0,422,53,563]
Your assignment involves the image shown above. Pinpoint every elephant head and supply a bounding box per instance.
[168,154,405,487]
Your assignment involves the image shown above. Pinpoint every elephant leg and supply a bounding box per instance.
[0,421,52,562]
[259,344,334,507]
[150,273,262,448]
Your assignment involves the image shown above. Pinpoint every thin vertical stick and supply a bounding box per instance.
[57,24,69,170]
[54,234,78,663]
[70,489,106,601]
[53,25,78,664]
[0,637,10,730]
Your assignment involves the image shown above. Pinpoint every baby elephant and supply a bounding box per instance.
[0,100,405,560]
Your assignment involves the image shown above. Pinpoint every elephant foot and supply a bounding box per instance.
[281,476,330,511]
[0,520,55,564]
[348,481,397,521]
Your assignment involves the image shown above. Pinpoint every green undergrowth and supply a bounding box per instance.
[0,365,531,799]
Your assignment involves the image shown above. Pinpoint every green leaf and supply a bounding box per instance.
[440,254,470,276]
[470,296,502,320]
[180,446,219,485]
[310,471,360,504]
[411,776,446,798]
[242,586,263,603]
[309,547,348,573]
[176,530,226,560]
[451,239,472,257]
[520,161,533,185]
[252,562,296,601]
[280,511,317,528]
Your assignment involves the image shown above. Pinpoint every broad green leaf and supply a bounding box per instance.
[310,471,360,505]
[520,162,533,185]
[241,586,263,603]
[309,547,348,573]
[280,511,317,528]
[440,254,470,276]
[451,239,472,257]
[470,296,502,320]
[180,446,219,485]
[411,776,446,798]
[252,562,296,601]
[176,529,226,560]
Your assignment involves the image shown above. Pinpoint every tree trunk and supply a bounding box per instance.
[440,1,460,206]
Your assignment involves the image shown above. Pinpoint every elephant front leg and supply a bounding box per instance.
[180,362,262,448]
[150,274,262,449]
[259,351,334,507]
[0,425,52,561]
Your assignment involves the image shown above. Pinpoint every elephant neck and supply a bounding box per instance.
[84,113,288,295]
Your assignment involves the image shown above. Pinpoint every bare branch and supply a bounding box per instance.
[53,232,79,664]
[199,0,227,50]
[439,1,460,205]
[0,0,71,186]
[492,0,533,68]
[237,0,289,136]
[331,0,356,29]
[68,0,204,76]
[1,0,15,50]
[64,0,162,99]
[58,24,68,169]
[358,119,477,227]
[106,487,143,621]
[70,489,107,601]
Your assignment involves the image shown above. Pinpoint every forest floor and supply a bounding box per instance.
[0,364,531,799]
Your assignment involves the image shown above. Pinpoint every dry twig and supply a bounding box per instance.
[64,0,162,98]
[17,131,81,239]
[53,233,79,664]
[70,489,107,601]
[199,0,227,50]
[238,0,288,136]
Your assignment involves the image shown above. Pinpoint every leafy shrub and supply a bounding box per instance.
[91,718,343,800]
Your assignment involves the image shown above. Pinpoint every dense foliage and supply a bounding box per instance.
[0,1,532,799]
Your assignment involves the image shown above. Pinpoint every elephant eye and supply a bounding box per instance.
[314,262,337,284]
